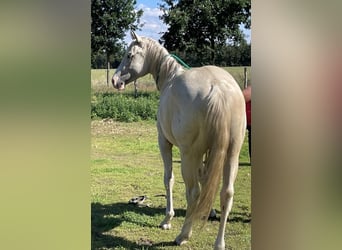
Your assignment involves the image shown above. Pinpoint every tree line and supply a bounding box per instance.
[91,0,251,71]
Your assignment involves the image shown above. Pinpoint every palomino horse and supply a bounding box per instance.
[112,31,246,250]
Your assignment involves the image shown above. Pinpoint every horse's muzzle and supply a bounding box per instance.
[112,73,123,90]
[112,72,130,90]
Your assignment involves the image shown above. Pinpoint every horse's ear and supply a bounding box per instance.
[130,30,141,43]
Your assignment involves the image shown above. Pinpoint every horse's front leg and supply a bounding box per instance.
[158,126,174,230]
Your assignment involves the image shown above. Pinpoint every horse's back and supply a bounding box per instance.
[177,65,240,93]
[172,65,244,112]
[158,65,245,149]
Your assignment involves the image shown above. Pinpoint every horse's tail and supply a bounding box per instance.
[190,85,231,222]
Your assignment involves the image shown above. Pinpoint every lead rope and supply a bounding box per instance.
[170,54,191,69]
[156,54,191,87]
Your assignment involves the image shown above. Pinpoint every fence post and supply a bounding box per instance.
[106,55,110,86]
[244,67,248,89]
[134,80,138,98]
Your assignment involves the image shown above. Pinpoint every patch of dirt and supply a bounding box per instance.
[136,237,153,246]
[91,119,156,137]
[91,119,126,136]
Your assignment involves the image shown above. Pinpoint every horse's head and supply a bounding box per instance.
[112,31,148,90]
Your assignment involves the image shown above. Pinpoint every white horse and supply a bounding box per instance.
[112,31,246,250]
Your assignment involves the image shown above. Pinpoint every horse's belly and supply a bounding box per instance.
[158,107,204,149]
[158,82,207,148]
[157,111,180,147]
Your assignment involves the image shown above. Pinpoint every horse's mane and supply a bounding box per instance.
[140,37,168,55]
[140,37,184,82]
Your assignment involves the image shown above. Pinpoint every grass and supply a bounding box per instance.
[91,120,251,250]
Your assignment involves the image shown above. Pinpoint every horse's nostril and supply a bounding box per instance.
[120,82,123,85]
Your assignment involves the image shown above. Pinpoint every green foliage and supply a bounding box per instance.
[91,92,159,122]
[91,0,143,68]
[217,40,251,66]
[160,0,251,66]
[91,47,125,69]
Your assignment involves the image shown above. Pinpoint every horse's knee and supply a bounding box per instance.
[221,187,234,200]
[220,186,234,212]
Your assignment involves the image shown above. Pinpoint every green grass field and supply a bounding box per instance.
[91,120,251,250]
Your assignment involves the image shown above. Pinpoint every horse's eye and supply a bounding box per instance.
[127,53,133,59]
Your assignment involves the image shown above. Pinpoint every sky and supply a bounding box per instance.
[125,0,251,44]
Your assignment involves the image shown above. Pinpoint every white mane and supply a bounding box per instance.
[140,37,185,89]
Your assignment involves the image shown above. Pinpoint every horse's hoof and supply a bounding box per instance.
[214,243,225,250]
[174,235,189,246]
[159,223,171,230]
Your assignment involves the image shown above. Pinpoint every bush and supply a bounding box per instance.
[91,91,159,122]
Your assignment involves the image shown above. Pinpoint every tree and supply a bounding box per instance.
[91,0,143,84]
[160,0,250,65]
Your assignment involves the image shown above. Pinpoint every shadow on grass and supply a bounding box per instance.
[92,202,251,249]
[91,202,185,249]
[239,162,251,167]
[229,211,252,223]
[208,210,251,224]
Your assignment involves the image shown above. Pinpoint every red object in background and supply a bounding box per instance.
[246,100,251,126]
[242,85,251,125]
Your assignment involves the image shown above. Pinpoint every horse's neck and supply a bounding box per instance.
[149,46,184,92]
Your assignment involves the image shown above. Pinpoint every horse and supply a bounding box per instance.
[112,31,246,250]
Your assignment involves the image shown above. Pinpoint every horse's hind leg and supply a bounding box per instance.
[175,152,202,245]
[158,127,175,230]
[214,141,242,250]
